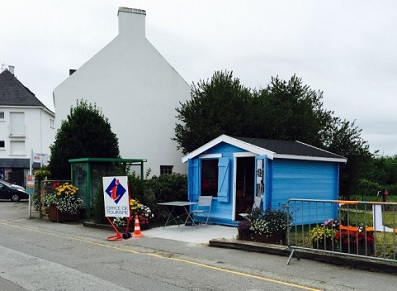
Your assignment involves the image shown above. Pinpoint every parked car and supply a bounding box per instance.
[0,179,29,202]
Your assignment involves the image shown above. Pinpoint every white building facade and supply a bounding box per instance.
[53,7,191,177]
[0,67,55,186]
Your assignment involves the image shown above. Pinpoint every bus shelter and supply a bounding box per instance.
[69,157,146,220]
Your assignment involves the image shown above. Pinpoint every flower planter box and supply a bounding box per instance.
[138,215,151,230]
[252,232,286,245]
[48,205,79,223]
[341,242,374,256]
[312,238,336,251]
[237,229,286,245]
[238,229,252,241]
[337,227,375,256]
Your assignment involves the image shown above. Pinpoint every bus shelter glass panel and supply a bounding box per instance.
[72,163,88,207]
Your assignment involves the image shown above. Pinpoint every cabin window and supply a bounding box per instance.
[201,159,218,196]
[160,165,173,175]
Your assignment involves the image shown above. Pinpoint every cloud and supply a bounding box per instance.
[2,0,397,156]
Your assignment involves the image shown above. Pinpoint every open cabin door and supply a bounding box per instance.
[235,156,255,219]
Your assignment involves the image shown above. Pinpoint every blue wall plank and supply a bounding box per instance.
[271,159,339,224]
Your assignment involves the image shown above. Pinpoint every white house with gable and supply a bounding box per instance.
[53,7,191,176]
[0,66,55,186]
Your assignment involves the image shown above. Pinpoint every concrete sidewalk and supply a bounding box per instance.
[84,221,397,275]
[83,221,238,244]
[143,224,238,244]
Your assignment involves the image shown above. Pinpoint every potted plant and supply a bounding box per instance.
[248,208,289,245]
[311,218,339,251]
[130,198,153,230]
[336,223,375,255]
[113,217,127,228]
[237,220,251,241]
[45,182,82,222]
[109,198,153,231]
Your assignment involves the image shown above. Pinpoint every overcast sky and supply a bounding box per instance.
[1,0,397,156]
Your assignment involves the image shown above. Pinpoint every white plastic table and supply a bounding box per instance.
[157,201,197,227]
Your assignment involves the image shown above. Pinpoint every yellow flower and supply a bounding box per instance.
[54,182,79,196]
[130,198,141,210]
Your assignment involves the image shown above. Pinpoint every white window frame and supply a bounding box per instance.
[10,140,25,156]
[160,165,173,175]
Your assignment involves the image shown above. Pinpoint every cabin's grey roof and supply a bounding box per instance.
[235,136,345,160]
[182,134,347,163]
[0,69,48,108]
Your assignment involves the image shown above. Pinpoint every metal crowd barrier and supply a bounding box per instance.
[286,198,397,265]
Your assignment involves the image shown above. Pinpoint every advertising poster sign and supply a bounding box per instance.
[26,175,35,195]
[33,153,49,165]
[256,159,264,197]
[102,176,130,218]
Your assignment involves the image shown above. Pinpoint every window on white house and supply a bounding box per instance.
[9,112,25,136]
[160,165,173,175]
[10,141,25,155]
[50,119,54,129]
[0,111,4,120]
[0,140,5,149]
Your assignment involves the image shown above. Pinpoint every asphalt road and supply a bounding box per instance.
[0,201,396,291]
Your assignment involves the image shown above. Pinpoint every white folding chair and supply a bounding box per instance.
[191,196,212,225]
[239,196,262,220]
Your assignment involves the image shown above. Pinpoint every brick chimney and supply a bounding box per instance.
[117,7,146,38]
[8,65,15,75]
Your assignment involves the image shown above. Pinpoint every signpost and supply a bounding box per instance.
[102,176,131,240]
[28,149,48,219]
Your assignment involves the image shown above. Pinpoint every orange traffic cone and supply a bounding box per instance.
[132,214,144,238]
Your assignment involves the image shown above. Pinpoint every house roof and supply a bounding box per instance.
[182,134,347,163]
[0,69,53,112]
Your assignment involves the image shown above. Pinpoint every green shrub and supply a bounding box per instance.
[146,173,187,202]
[128,171,156,217]
[354,179,381,199]
[146,173,188,222]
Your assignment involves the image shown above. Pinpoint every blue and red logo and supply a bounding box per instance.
[105,178,126,204]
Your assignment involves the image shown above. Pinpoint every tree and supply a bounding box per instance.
[49,100,120,179]
[174,71,253,154]
[323,118,372,197]
[358,154,397,196]
[174,70,372,197]
[175,72,337,152]
[252,75,334,147]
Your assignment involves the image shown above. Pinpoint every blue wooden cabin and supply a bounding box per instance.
[182,135,347,226]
